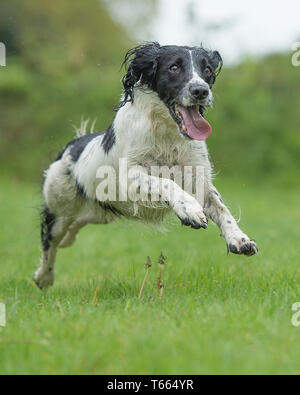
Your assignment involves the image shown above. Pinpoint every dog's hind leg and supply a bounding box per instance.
[35,153,81,288]
[58,219,88,249]
[34,208,72,289]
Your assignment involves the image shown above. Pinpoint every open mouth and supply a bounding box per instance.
[169,105,212,141]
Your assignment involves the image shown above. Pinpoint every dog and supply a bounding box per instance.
[34,42,258,289]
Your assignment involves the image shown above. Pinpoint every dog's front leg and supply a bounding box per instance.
[128,170,208,229]
[204,186,258,256]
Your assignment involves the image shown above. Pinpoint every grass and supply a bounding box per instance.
[0,174,300,375]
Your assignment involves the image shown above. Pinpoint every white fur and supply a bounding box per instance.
[189,50,207,86]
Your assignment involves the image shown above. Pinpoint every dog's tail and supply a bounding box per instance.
[74,118,97,138]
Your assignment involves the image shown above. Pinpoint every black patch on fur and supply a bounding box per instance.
[101,125,116,154]
[75,180,86,198]
[55,132,105,163]
[70,132,105,161]
[55,149,66,162]
[120,42,161,108]
[41,207,56,251]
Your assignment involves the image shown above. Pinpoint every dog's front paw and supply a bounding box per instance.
[227,236,258,257]
[173,199,208,230]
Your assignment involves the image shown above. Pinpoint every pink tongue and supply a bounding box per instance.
[177,105,212,140]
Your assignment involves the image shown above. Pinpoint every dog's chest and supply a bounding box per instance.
[136,148,181,169]
[130,142,208,172]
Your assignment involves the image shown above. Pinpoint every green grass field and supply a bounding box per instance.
[0,175,300,375]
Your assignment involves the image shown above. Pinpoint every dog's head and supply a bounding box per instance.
[121,42,223,141]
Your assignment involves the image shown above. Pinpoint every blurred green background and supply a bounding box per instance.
[0,0,299,184]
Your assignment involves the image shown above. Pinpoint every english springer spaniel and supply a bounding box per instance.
[35,42,258,289]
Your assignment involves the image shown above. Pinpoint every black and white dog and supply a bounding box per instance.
[35,43,258,289]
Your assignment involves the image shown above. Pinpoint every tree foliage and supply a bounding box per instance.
[0,1,298,185]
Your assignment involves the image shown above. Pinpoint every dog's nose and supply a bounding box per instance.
[189,84,209,100]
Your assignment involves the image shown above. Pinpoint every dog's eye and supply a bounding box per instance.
[170,65,179,73]
[205,67,212,76]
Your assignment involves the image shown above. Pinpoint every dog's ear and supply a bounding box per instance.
[210,50,223,78]
[205,50,223,86]
[120,42,161,108]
